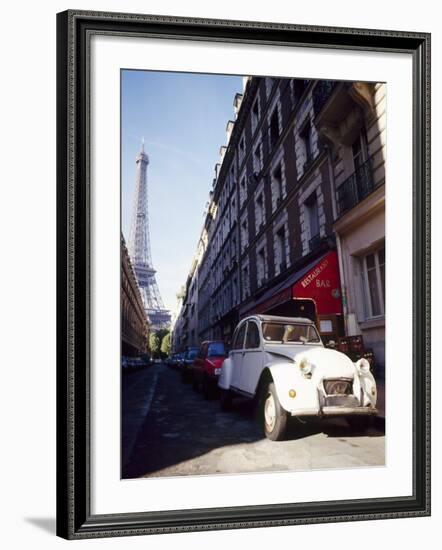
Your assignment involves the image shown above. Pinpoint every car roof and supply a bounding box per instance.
[243,314,316,325]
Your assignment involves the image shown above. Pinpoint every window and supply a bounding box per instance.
[262,322,320,343]
[351,130,371,194]
[352,130,369,172]
[272,164,283,208]
[242,264,250,299]
[245,322,260,349]
[208,342,226,357]
[361,246,385,318]
[269,107,280,149]
[253,142,262,174]
[255,193,265,230]
[231,197,236,220]
[232,323,247,350]
[265,77,275,98]
[251,98,260,133]
[241,219,248,252]
[232,277,238,305]
[240,175,247,206]
[300,120,313,170]
[257,246,267,287]
[239,136,245,164]
[275,226,287,273]
[305,191,320,244]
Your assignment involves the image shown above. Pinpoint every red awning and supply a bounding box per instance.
[292,250,342,315]
[240,250,342,317]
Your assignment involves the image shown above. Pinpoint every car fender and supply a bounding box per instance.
[354,360,377,407]
[218,357,233,390]
[265,361,320,414]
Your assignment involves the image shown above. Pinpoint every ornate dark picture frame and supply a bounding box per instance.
[56,9,431,540]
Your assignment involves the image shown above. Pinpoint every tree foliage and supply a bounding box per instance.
[160,332,171,355]
[149,329,171,358]
[149,332,161,356]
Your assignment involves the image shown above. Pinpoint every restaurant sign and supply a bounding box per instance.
[292,250,342,315]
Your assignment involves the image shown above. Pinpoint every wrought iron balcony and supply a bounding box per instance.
[336,157,377,216]
[312,80,338,115]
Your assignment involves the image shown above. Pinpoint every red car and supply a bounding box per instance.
[192,341,227,399]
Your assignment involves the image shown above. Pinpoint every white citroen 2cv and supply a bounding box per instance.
[218,315,378,440]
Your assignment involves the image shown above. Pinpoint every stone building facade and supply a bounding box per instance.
[316,81,386,370]
[121,236,149,357]
[173,76,385,372]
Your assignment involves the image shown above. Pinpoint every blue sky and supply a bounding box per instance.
[122,70,243,313]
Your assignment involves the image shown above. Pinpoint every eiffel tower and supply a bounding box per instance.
[128,141,171,331]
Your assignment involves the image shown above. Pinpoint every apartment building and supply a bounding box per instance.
[174,75,385,371]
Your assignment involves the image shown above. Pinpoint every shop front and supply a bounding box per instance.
[241,251,344,345]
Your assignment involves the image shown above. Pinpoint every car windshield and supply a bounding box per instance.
[207,342,226,357]
[262,322,320,344]
[187,349,198,359]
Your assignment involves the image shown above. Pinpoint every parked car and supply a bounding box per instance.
[180,347,199,382]
[121,356,149,371]
[218,315,378,441]
[169,352,184,369]
[191,341,227,399]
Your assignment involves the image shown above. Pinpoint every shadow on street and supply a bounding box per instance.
[122,363,385,478]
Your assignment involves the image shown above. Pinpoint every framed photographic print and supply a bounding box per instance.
[56,9,431,539]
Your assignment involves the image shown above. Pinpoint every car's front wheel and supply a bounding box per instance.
[262,382,288,441]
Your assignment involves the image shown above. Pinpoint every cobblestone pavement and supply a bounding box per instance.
[122,363,385,479]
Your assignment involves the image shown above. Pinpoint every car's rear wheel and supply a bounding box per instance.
[220,389,232,411]
[263,382,288,441]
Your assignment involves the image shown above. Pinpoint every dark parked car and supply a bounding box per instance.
[167,352,184,369]
[191,341,227,399]
[180,347,199,382]
[121,355,150,371]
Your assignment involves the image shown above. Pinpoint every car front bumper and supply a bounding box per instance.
[291,406,378,417]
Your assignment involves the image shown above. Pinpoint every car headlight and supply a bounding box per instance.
[214,368,221,376]
[299,357,313,375]
[356,358,371,373]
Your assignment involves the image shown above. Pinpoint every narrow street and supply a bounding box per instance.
[122,363,385,479]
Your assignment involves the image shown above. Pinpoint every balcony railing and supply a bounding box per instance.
[336,157,378,216]
[312,80,338,115]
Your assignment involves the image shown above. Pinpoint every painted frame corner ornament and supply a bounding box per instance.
[56,9,431,540]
